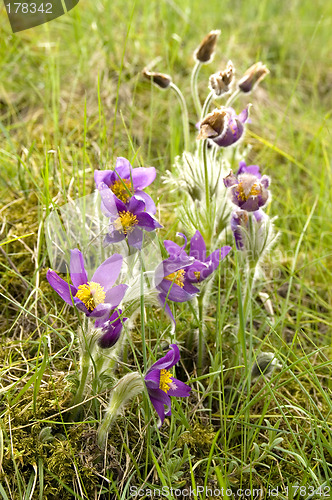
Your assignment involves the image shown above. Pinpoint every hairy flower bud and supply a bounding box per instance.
[194,30,221,63]
[251,352,281,381]
[142,68,172,89]
[209,60,234,96]
[97,372,144,447]
[238,62,269,93]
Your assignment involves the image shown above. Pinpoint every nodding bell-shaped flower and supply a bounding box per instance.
[194,29,221,64]
[197,105,250,147]
[238,62,269,93]
[142,68,172,90]
[209,60,234,96]
[144,344,191,427]
[224,165,270,212]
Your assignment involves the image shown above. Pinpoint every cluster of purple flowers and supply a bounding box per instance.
[47,158,233,425]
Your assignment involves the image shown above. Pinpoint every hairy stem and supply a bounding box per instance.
[170,82,190,151]
[191,60,202,117]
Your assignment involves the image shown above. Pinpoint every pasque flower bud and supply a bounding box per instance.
[97,372,144,447]
[142,68,172,89]
[194,30,221,63]
[238,62,269,93]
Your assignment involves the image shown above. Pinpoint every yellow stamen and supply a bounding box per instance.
[237,181,260,201]
[113,211,138,234]
[75,281,106,311]
[111,179,132,203]
[194,271,201,282]
[159,369,173,393]
[164,269,185,288]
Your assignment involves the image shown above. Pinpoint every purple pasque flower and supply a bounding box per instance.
[223,166,270,212]
[46,249,128,319]
[144,344,191,427]
[94,157,156,214]
[155,252,199,323]
[164,231,232,284]
[197,105,250,147]
[102,194,162,250]
[231,209,265,250]
[96,309,128,349]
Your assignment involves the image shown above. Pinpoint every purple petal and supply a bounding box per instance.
[128,195,146,214]
[94,170,115,188]
[261,175,270,189]
[182,280,200,294]
[88,304,111,318]
[147,344,180,372]
[114,157,132,178]
[131,167,156,189]
[69,249,88,288]
[91,254,123,290]
[98,187,123,216]
[223,171,238,188]
[167,377,191,397]
[201,246,232,279]
[189,230,206,261]
[147,391,171,427]
[98,323,123,348]
[127,227,143,249]
[134,191,156,214]
[136,212,162,231]
[157,279,196,302]
[237,162,261,178]
[164,240,184,258]
[144,369,160,389]
[238,105,250,124]
[253,209,265,222]
[103,231,126,246]
[47,270,77,305]
[214,119,243,147]
[105,284,128,308]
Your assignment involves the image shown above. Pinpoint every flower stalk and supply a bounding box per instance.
[191,60,203,118]
[170,82,190,151]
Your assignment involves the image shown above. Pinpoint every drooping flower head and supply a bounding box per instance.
[197,106,250,147]
[224,163,270,212]
[144,344,191,427]
[46,249,128,319]
[142,68,172,90]
[102,195,162,250]
[238,62,269,94]
[95,157,157,214]
[97,309,128,349]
